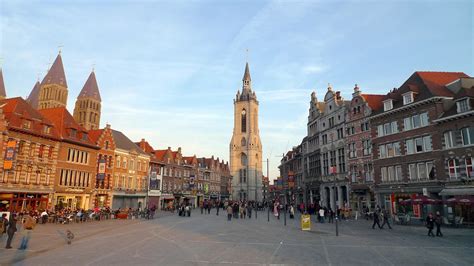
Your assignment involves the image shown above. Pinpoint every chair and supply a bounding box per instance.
[457,217,464,227]
[394,215,401,225]
[405,214,411,225]
[443,217,452,226]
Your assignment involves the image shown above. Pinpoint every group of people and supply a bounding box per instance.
[371,205,393,229]
[1,212,36,250]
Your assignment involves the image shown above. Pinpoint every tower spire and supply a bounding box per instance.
[41,52,67,87]
[0,68,6,99]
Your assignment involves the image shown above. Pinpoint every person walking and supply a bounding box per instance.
[227,205,233,221]
[319,208,325,223]
[435,211,443,237]
[289,205,295,219]
[372,210,382,229]
[247,204,252,219]
[380,209,392,229]
[426,213,435,237]
[19,214,35,250]
[328,209,334,223]
[0,214,7,239]
[5,214,18,249]
[216,203,220,216]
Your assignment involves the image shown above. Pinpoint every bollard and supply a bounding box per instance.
[267,206,270,222]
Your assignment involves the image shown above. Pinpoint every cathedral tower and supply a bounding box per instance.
[229,62,263,201]
[73,70,102,130]
[36,52,68,110]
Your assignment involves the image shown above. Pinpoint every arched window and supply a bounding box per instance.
[241,109,247,133]
[241,137,246,147]
[241,153,247,166]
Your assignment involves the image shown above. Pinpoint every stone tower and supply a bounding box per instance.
[73,71,102,130]
[229,62,263,201]
[0,68,6,100]
[36,52,68,110]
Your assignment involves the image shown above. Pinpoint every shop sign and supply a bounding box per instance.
[413,204,421,218]
[422,188,428,196]
[3,140,17,170]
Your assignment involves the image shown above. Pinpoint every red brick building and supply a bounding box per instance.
[371,71,470,217]
[89,124,117,208]
[346,85,384,212]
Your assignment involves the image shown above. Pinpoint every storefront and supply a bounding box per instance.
[148,190,161,210]
[0,191,52,212]
[349,184,375,212]
[54,193,91,211]
[440,186,474,226]
[111,191,146,210]
[161,194,175,210]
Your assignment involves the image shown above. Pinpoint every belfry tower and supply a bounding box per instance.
[73,70,102,130]
[36,52,68,110]
[229,62,263,201]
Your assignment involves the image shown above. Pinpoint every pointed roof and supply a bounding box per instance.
[111,129,147,155]
[242,62,251,81]
[78,71,101,101]
[27,81,41,109]
[41,53,68,87]
[0,68,6,98]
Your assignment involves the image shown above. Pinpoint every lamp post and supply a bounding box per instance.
[331,166,339,236]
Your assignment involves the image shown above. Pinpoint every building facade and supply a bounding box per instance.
[371,71,470,217]
[111,130,149,210]
[89,124,116,208]
[39,107,99,210]
[33,53,69,110]
[0,98,60,212]
[318,86,349,211]
[346,85,384,212]
[279,145,304,205]
[230,62,263,201]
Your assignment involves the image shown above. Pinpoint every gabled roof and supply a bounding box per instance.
[111,129,147,155]
[135,139,155,154]
[0,97,60,139]
[375,71,470,115]
[27,81,41,109]
[39,107,96,148]
[88,129,103,143]
[0,68,6,98]
[153,150,168,161]
[360,94,385,111]
[41,53,67,87]
[78,71,101,101]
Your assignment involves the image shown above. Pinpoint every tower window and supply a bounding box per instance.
[241,153,247,166]
[241,137,246,147]
[241,109,247,133]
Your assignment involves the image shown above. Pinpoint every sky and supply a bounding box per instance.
[0,0,472,180]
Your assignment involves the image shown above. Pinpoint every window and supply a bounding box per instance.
[377,125,383,137]
[23,120,31,129]
[403,92,413,105]
[70,129,77,138]
[241,137,246,147]
[383,100,393,111]
[241,109,247,133]
[337,128,344,139]
[337,148,345,173]
[322,135,328,145]
[461,127,474,145]
[403,113,429,131]
[43,125,51,134]
[382,165,402,182]
[466,158,473,178]
[444,131,455,149]
[105,141,109,150]
[29,143,36,157]
[82,133,88,141]
[448,159,458,179]
[329,117,334,127]
[379,145,386,158]
[322,153,329,175]
[457,99,470,113]
[406,136,432,154]
[363,140,371,155]
[349,143,356,158]
[38,145,45,158]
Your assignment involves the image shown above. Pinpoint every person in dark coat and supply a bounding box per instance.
[380,209,392,229]
[435,211,443,237]
[5,214,18,249]
[372,209,382,229]
[426,213,435,237]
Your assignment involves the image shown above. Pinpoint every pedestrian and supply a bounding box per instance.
[426,213,435,237]
[289,205,295,219]
[200,202,204,214]
[247,204,252,219]
[5,214,17,249]
[319,208,325,223]
[227,205,233,221]
[435,211,443,237]
[328,209,334,223]
[19,214,36,250]
[0,213,7,239]
[274,203,280,220]
[372,210,382,229]
[380,209,392,229]
[216,204,220,216]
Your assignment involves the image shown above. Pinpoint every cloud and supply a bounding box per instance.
[302,64,327,74]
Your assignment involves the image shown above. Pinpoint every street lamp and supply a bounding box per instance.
[331,166,339,236]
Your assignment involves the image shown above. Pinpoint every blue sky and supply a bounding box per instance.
[1,0,472,180]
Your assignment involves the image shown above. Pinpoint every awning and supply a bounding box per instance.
[439,187,474,196]
[162,194,175,200]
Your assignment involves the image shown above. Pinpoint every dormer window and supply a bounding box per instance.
[82,132,88,141]
[22,120,31,129]
[403,92,414,105]
[43,125,51,134]
[70,129,77,138]
[457,99,470,113]
[383,99,393,111]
